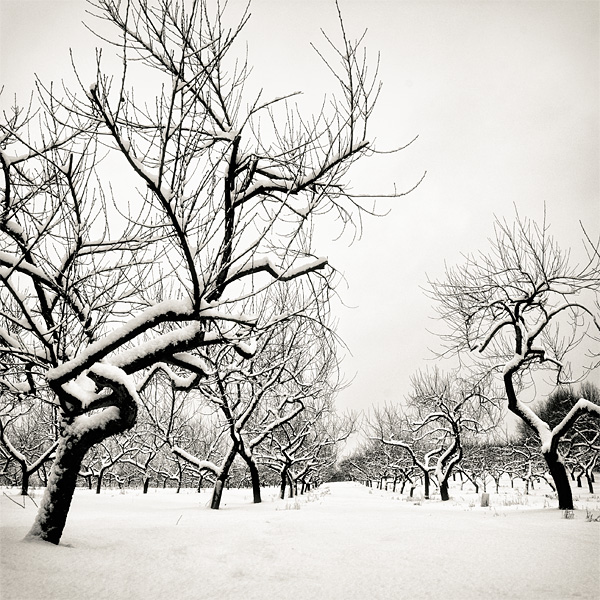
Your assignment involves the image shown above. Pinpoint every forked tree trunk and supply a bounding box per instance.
[143,477,150,494]
[18,442,57,495]
[544,450,573,510]
[95,472,103,494]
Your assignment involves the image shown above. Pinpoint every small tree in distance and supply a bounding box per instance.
[371,368,501,500]
[429,214,600,509]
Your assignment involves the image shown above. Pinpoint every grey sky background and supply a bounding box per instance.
[1,0,598,419]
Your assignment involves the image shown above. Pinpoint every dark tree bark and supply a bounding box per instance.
[279,466,291,500]
[586,474,594,494]
[210,445,237,510]
[20,471,30,497]
[440,479,449,502]
[247,460,262,504]
[423,472,430,499]
[26,377,137,545]
[544,450,573,510]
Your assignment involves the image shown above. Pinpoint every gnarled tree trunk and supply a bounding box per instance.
[26,373,137,545]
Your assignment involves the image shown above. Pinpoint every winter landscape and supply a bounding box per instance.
[1,0,599,599]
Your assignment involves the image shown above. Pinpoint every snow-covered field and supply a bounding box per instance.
[1,481,599,600]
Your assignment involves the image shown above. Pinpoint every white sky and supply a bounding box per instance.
[1,0,598,414]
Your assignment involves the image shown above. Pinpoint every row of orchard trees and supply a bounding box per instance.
[340,381,599,500]
[0,0,390,544]
[1,302,354,504]
[343,217,600,507]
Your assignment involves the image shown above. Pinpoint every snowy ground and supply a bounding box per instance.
[1,481,599,600]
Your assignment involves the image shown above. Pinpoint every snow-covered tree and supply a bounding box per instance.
[370,403,440,499]
[0,0,403,543]
[406,369,501,500]
[515,382,600,494]
[170,284,338,509]
[255,315,346,499]
[428,214,600,509]
[371,369,501,500]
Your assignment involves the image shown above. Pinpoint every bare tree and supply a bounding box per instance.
[288,409,356,495]
[84,433,139,493]
[138,373,223,490]
[0,0,402,543]
[370,403,440,499]
[428,214,600,509]
[407,368,501,500]
[516,382,600,494]
[371,368,502,500]
[251,311,344,499]
[167,297,330,508]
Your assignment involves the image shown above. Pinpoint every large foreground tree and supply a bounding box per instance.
[429,214,600,509]
[0,0,407,543]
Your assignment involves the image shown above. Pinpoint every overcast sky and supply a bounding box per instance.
[1,0,598,416]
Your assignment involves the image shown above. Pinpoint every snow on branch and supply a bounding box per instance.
[47,300,195,385]
[547,399,600,452]
[171,446,220,475]
[225,256,328,288]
